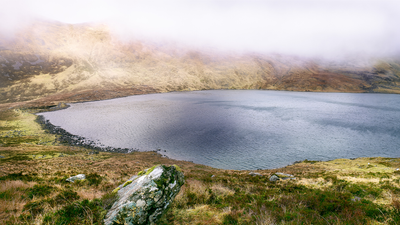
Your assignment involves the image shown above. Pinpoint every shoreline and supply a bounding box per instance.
[35,115,137,154]
[34,110,399,172]
[31,89,400,171]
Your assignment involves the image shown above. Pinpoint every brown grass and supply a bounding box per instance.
[0,181,35,223]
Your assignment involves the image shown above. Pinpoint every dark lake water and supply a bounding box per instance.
[38,90,400,170]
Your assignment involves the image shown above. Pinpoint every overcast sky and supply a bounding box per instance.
[1,0,400,58]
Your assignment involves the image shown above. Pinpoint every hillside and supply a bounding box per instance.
[1,20,400,107]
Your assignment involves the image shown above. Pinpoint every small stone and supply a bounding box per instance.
[271,172,296,181]
[211,175,215,178]
[396,168,399,171]
[249,172,262,176]
[275,172,295,180]
[0,155,4,159]
[351,196,362,202]
[269,175,280,182]
[66,174,86,182]
[136,199,146,208]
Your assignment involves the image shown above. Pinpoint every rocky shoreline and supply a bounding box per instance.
[35,115,137,153]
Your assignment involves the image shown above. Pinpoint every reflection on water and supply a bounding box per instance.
[38,90,400,170]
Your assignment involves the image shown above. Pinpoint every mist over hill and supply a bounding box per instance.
[1,20,400,105]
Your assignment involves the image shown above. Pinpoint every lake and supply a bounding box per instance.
[38,90,400,170]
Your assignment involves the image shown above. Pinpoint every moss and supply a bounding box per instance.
[173,164,182,172]
[137,170,144,176]
[112,187,120,194]
[145,164,161,175]
[0,137,41,147]
[123,180,132,187]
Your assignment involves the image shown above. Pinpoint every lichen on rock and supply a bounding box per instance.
[104,165,184,225]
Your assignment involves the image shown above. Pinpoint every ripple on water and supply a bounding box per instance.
[38,90,400,170]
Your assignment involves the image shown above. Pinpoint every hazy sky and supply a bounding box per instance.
[1,0,400,58]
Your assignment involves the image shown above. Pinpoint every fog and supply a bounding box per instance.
[1,0,399,58]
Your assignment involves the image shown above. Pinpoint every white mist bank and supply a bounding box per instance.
[1,0,399,59]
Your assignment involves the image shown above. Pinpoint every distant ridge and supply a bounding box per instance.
[1,20,400,106]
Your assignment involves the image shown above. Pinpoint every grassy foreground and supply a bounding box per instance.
[0,108,399,224]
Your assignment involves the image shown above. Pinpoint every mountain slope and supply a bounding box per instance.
[1,20,400,105]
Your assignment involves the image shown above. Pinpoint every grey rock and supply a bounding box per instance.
[275,172,296,180]
[269,175,280,182]
[351,196,362,202]
[270,172,296,182]
[57,102,68,109]
[104,165,184,225]
[66,174,86,182]
[0,155,4,158]
[249,172,262,176]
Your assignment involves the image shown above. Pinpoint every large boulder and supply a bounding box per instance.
[104,165,184,225]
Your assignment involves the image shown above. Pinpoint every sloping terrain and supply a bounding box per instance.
[0,20,400,106]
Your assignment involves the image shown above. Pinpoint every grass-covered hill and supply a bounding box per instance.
[1,20,400,106]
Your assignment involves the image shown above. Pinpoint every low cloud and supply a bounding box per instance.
[1,0,399,58]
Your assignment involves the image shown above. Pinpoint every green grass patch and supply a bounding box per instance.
[44,199,107,224]
[0,172,39,182]
[55,190,80,204]
[23,199,47,217]
[86,173,103,186]
[303,159,320,164]
[0,190,13,200]
[28,184,55,199]
[0,137,41,147]
[346,183,382,198]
